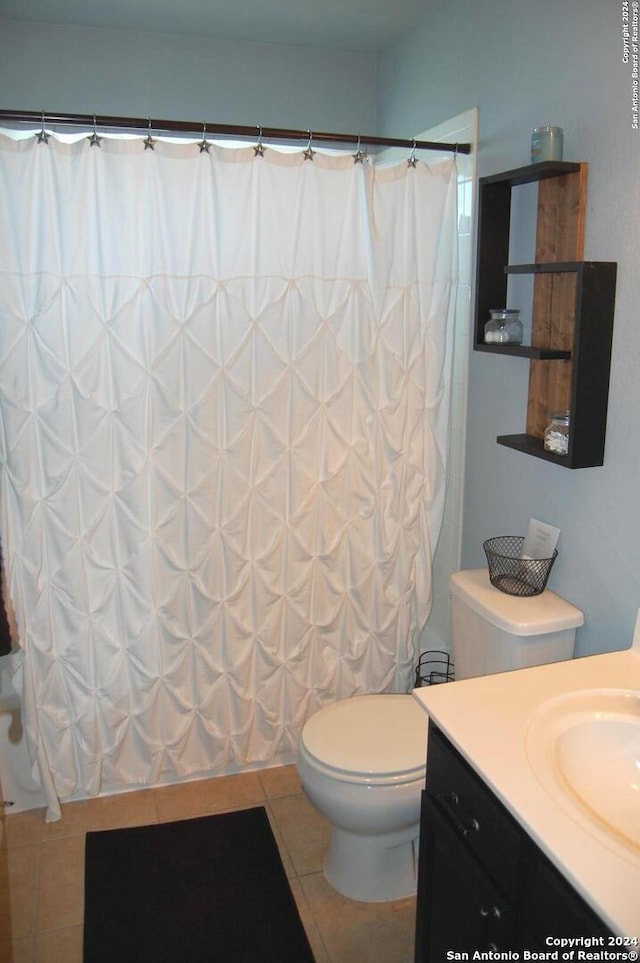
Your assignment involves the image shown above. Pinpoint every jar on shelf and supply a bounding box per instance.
[544,410,570,455]
[484,309,523,345]
[531,126,564,163]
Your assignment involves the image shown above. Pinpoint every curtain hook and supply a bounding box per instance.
[353,135,367,164]
[36,110,50,145]
[199,121,210,154]
[254,125,266,157]
[407,138,418,168]
[144,117,156,151]
[88,114,102,148]
[303,129,315,162]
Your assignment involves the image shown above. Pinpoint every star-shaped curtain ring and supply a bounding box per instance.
[198,123,211,154]
[35,112,50,145]
[88,115,102,148]
[254,126,266,157]
[303,131,315,162]
[143,118,156,151]
[353,136,368,164]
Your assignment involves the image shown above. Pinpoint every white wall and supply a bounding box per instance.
[0,20,377,133]
[378,0,640,656]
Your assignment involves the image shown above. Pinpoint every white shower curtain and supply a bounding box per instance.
[0,130,457,820]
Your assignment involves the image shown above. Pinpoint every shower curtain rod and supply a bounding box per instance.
[0,109,471,154]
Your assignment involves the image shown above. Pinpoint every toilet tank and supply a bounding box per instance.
[450,569,584,680]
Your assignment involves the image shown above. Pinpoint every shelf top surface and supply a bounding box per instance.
[504,260,617,274]
[475,344,571,360]
[480,161,583,187]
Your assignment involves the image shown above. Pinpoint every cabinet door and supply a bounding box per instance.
[415,794,516,962]
[520,847,613,945]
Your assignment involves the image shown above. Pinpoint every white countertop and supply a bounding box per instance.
[413,637,640,938]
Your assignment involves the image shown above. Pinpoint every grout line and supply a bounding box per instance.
[295,873,334,963]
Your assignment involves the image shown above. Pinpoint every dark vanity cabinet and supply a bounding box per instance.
[414,724,612,961]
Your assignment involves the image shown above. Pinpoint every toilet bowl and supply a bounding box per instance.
[298,570,584,902]
[296,694,428,902]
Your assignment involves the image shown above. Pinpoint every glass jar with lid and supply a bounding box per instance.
[484,309,523,345]
[531,126,563,163]
[544,410,570,455]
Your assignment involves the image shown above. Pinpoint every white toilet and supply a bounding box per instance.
[297,568,584,902]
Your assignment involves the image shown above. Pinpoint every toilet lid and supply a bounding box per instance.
[302,694,428,777]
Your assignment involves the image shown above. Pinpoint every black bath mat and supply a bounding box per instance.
[83,805,315,962]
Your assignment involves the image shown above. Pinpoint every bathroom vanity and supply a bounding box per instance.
[412,637,640,960]
[415,724,612,958]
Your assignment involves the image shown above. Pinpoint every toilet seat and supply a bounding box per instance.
[300,694,427,786]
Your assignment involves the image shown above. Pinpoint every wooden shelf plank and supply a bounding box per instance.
[480,161,582,187]
[505,261,616,274]
[505,262,582,274]
[497,433,577,467]
[526,166,587,439]
[475,344,571,360]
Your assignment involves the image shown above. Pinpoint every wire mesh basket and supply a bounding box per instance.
[483,536,557,597]
[414,650,454,687]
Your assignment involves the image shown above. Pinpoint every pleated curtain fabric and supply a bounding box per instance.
[0,131,457,819]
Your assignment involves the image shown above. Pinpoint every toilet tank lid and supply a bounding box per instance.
[302,694,428,776]
[450,569,584,636]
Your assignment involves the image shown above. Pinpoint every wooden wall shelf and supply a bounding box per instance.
[474,162,617,469]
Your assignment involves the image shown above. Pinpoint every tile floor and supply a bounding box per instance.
[0,765,417,963]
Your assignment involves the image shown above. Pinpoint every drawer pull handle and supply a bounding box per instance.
[480,906,502,919]
[436,793,480,837]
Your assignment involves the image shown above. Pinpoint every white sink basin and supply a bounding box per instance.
[526,688,640,861]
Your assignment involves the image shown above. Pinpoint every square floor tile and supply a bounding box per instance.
[300,872,417,963]
[269,792,330,877]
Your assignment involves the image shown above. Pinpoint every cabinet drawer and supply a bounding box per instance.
[426,724,522,892]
